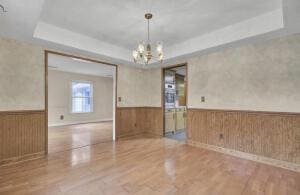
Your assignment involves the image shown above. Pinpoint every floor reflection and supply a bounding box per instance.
[48,122,113,153]
[71,146,91,166]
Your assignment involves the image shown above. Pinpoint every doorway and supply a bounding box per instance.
[162,64,187,142]
[45,51,117,154]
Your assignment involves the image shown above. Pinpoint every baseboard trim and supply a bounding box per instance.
[144,132,163,138]
[187,140,300,173]
[117,132,162,140]
[0,151,45,166]
[117,131,147,139]
[48,118,113,127]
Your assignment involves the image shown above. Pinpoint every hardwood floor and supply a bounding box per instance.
[0,135,300,195]
[48,122,113,153]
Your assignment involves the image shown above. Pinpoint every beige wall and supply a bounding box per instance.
[117,66,161,107]
[2,33,299,114]
[186,33,300,112]
[0,38,45,111]
[48,70,113,126]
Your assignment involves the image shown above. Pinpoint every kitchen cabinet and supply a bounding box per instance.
[176,108,186,130]
[164,107,186,134]
[165,109,175,133]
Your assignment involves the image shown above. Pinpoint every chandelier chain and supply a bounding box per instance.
[147,18,150,42]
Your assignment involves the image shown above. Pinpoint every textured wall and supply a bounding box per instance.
[117,66,161,107]
[48,70,113,126]
[187,33,300,112]
[143,68,162,107]
[0,38,45,111]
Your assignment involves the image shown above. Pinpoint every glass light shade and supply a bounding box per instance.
[132,50,138,59]
[156,43,163,53]
[144,55,151,64]
[132,42,163,63]
[158,52,163,61]
[138,43,144,53]
[143,55,148,63]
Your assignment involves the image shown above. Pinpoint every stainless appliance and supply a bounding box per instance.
[164,71,176,108]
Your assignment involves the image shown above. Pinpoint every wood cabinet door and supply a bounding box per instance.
[165,110,175,133]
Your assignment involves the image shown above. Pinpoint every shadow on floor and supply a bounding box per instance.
[165,129,186,142]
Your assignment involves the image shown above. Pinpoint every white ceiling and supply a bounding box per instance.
[0,0,300,68]
[40,0,281,49]
[48,53,115,77]
[170,66,186,76]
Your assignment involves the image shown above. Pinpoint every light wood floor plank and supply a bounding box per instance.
[0,124,299,195]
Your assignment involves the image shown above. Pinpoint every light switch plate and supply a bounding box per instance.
[201,96,205,102]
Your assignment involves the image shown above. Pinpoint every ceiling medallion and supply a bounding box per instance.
[132,13,163,65]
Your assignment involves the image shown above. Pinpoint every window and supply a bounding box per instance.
[71,81,93,113]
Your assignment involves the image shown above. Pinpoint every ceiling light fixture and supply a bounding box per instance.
[132,13,163,65]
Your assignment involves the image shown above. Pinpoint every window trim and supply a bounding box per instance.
[70,80,94,114]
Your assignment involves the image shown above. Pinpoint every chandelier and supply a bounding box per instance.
[132,13,163,64]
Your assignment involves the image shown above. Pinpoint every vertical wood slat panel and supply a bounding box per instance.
[0,110,46,165]
[116,107,163,138]
[187,108,300,164]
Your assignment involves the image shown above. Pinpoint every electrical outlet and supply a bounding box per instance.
[118,97,122,102]
[60,115,64,120]
[219,133,223,139]
[201,96,205,102]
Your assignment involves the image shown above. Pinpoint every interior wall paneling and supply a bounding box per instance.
[116,107,163,138]
[187,108,300,165]
[144,107,164,136]
[0,110,46,165]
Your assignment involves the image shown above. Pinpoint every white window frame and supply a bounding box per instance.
[70,80,94,114]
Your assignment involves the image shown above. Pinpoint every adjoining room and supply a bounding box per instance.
[47,53,116,153]
[163,64,187,142]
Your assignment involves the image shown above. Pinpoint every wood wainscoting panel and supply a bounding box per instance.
[144,107,164,136]
[187,108,300,164]
[0,110,46,165]
[116,107,163,138]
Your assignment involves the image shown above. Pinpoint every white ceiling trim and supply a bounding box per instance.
[48,53,115,77]
[33,9,284,67]
[164,9,284,60]
[34,21,132,62]
[0,0,299,69]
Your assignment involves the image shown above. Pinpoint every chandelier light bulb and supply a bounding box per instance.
[157,43,163,53]
[138,43,144,53]
[132,50,138,59]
